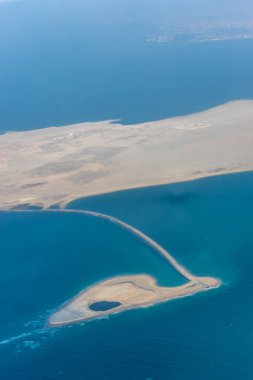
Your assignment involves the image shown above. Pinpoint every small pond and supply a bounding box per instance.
[89,301,122,311]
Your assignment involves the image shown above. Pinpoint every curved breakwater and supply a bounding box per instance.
[4,208,195,282]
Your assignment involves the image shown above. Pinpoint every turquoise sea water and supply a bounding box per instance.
[1,172,253,379]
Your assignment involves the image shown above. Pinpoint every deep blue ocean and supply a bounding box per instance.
[1,172,253,379]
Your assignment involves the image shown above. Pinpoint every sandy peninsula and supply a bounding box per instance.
[0,100,253,209]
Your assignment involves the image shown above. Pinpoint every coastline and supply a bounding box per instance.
[1,100,253,210]
[1,100,249,325]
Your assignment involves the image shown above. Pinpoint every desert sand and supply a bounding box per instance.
[1,100,253,209]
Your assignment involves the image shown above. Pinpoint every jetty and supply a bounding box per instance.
[5,208,220,325]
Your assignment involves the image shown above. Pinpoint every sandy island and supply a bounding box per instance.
[0,100,253,209]
[46,208,220,326]
[48,275,220,326]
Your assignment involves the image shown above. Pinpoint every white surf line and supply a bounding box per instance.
[0,331,34,346]
[0,327,48,346]
[3,208,195,282]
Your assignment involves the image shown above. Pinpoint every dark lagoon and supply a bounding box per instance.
[1,172,253,379]
[89,301,122,312]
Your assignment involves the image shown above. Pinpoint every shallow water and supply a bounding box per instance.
[1,172,253,379]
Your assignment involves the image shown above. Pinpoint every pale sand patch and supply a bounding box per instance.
[48,275,220,326]
[0,100,253,209]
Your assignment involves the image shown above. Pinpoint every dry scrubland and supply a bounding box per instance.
[0,100,253,209]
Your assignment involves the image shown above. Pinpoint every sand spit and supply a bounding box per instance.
[4,208,220,326]
[48,275,220,326]
[0,100,253,209]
